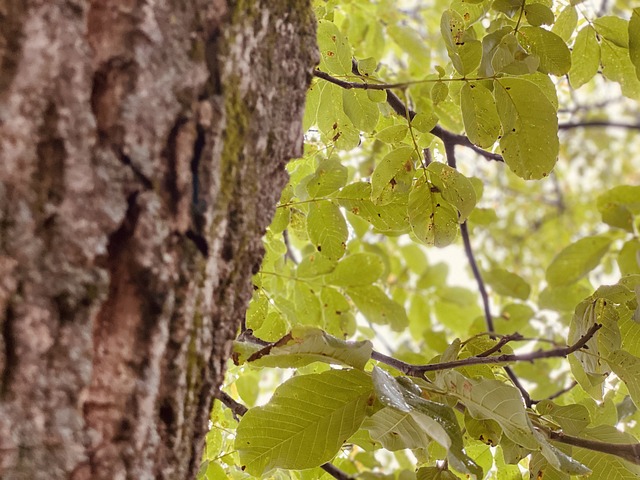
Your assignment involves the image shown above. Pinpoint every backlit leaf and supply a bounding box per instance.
[518,26,571,76]
[427,162,478,222]
[409,178,459,247]
[346,285,409,331]
[546,236,611,286]
[235,369,373,475]
[569,26,600,88]
[307,200,348,262]
[494,77,559,179]
[460,82,501,149]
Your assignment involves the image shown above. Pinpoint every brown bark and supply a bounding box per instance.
[0,1,318,478]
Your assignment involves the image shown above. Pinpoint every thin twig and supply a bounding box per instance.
[315,70,504,163]
[476,333,524,357]
[283,230,299,264]
[409,323,601,374]
[545,428,640,465]
[559,121,640,131]
[459,221,494,333]
[530,381,578,405]
[505,367,532,407]
[216,389,355,480]
[321,463,355,480]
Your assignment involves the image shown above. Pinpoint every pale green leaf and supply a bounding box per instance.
[600,39,640,100]
[321,287,356,338]
[460,82,501,149]
[247,326,373,370]
[371,146,416,205]
[440,370,539,450]
[388,24,431,67]
[597,185,640,231]
[607,350,640,408]
[536,400,590,435]
[518,26,571,76]
[327,253,385,287]
[427,162,478,222]
[572,426,640,479]
[363,407,437,451]
[483,267,530,300]
[618,239,640,275]
[375,124,408,144]
[494,77,559,180]
[317,20,353,75]
[409,178,459,247]
[546,235,611,286]
[569,26,600,89]
[594,16,628,48]
[346,285,408,330]
[235,369,373,475]
[294,283,323,327]
[432,81,449,105]
[317,83,361,150]
[552,6,578,42]
[337,182,410,234]
[492,0,522,18]
[630,9,640,79]
[342,88,380,132]
[307,200,348,262]
[492,33,540,75]
[306,158,348,198]
[524,3,554,27]
[538,283,593,311]
[297,253,337,278]
[416,467,460,480]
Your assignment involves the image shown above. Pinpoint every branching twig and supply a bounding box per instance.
[409,323,601,374]
[530,381,578,405]
[216,389,355,480]
[476,333,524,357]
[545,428,640,465]
[314,70,504,163]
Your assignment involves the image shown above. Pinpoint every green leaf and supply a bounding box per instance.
[346,285,408,331]
[552,6,578,41]
[618,239,640,275]
[607,350,640,407]
[317,20,353,75]
[371,146,416,205]
[534,429,591,475]
[235,369,373,475]
[518,26,571,76]
[538,283,593,312]
[460,82,501,149]
[494,77,559,180]
[439,370,539,450]
[317,83,361,150]
[307,200,348,262]
[427,162,478,222]
[294,283,323,327]
[342,88,380,132]
[259,326,372,369]
[569,26,600,89]
[409,178,459,247]
[536,400,590,435]
[572,426,640,479]
[483,267,531,300]
[524,3,554,27]
[492,33,540,75]
[416,467,460,480]
[432,81,449,105]
[297,252,337,278]
[375,124,408,144]
[594,16,628,48]
[600,38,640,100]
[337,182,410,234]
[363,406,444,451]
[597,185,640,231]
[327,253,385,287]
[492,0,522,18]
[440,10,481,75]
[306,158,348,198]
[546,236,612,286]
[630,9,640,80]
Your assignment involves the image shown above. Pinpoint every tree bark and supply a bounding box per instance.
[0,1,318,478]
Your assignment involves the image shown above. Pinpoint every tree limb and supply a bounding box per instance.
[559,120,640,131]
[314,70,504,162]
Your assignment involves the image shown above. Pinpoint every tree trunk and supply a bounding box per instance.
[0,1,317,478]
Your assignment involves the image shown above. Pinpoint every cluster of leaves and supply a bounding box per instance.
[202,1,640,479]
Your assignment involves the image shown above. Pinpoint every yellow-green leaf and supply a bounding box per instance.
[494,77,559,180]
[569,26,600,89]
[409,178,459,247]
[518,26,571,76]
[307,200,348,262]
[546,236,612,286]
[460,82,501,149]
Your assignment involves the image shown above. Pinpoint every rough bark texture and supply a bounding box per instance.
[0,1,318,478]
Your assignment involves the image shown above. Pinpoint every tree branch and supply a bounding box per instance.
[530,381,577,405]
[216,389,355,480]
[545,429,640,466]
[559,120,640,131]
[314,70,504,163]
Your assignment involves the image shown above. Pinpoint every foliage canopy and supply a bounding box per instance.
[203,1,640,479]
